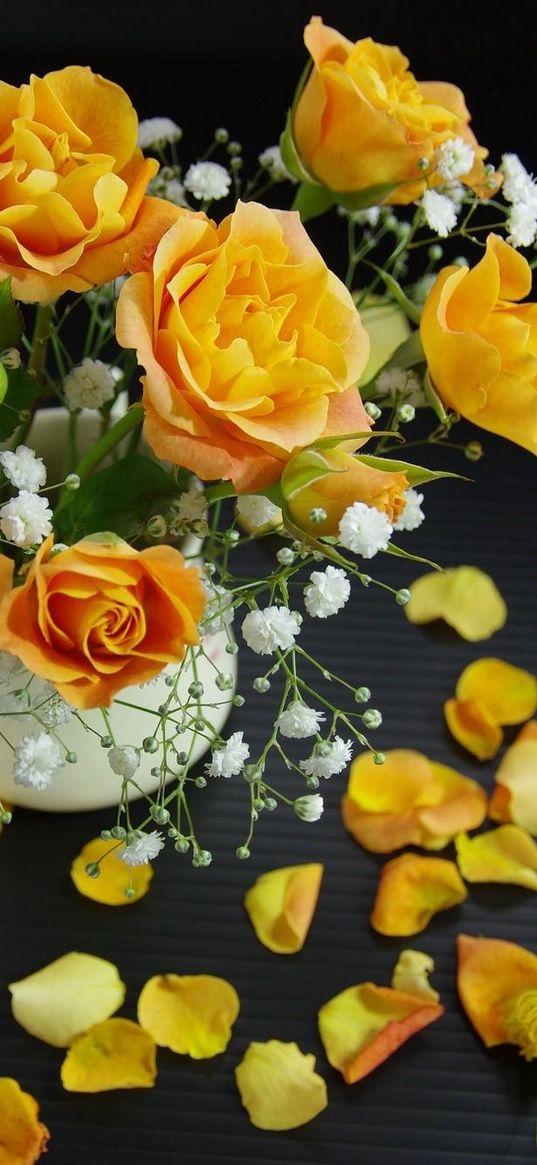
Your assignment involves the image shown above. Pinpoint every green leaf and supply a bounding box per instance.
[311,429,400,452]
[53,454,180,543]
[0,367,41,441]
[280,448,335,501]
[384,330,426,372]
[0,279,23,352]
[291,181,336,222]
[385,542,442,570]
[355,453,464,487]
[363,264,421,325]
[0,365,7,405]
[423,368,449,423]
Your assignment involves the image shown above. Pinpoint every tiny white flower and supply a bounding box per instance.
[507,202,537,249]
[33,683,72,727]
[351,206,381,227]
[241,606,301,655]
[299,736,353,780]
[201,581,235,634]
[394,488,425,532]
[175,489,207,522]
[501,154,537,210]
[63,358,116,410]
[235,494,282,533]
[436,137,474,181]
[258,146,296,183]
[108,746,141,780]
[0,444,46,492]
[184,161,231,201]
[304,565,350,619]
[12,730,64,790]
[375,367,424,407]
[137,117,182,149]
[276,700,325,739]
[294,793,324,822]
[120,830,165,865]
[421,189,458,238]
[338,502,392,559]
[439,181,466,209]
[164,178,188,206]
[0,490,53,548]
[205,730,250,779]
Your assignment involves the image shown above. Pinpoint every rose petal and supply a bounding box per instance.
[391,950,440,1003]
[137,973,239,1058]
[61,1018,157,1092]
[318,982,444,1083]
[405,566,507,641]
[455,826,537,890]
[456,658,537,725]
[444,697,503,760]
[9,952,126,1047]
[489,737,537,833]
[457,934,537,1057]
[0,1078,50,1164]
[235,1040,327,1130]
[244,863,323,953]
[516,720,537,742]
[70,837,153,906]
[371,853,467,936]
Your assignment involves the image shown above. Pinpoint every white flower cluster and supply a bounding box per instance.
[201,580,235,635]
[184,162,231,201]
[0,444,46,492]
[137,117,182,149]
[120,831,165,865]
[63,358,117,410]
[276,700,325,739]
[394,488,425,532]
[338,502,392,558]
[12,730,64,790]
[501,154,537,248]
[175,488,207,523]
[304,566,350,619]
[235,494,282,533]
[294,793,324,822]
[0,490,52,549]
[421,189,458,238]
[375,367,425,407]
[241,606,301,655]
[299,737,353,780]
[206,731,250,779]
[258,146,296,183]
[435,137,474,181]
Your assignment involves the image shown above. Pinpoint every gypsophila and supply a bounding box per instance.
[338,502,392,559]
[507,202,537,249]
[235,494,282,532]
[175,489,207,523]
[351,206,381,227]
[299,736,353,780]
[304,565,350,619]
[501,154,537,210]
[163,178,188,206]
[34,683,73,727]
[375,367,424,407]
[0,491,52,548]
[108,746,140,780]
[12,731,64,790]
[241,606,301,654]
[205,731,250,779]
[120,831,165,865]
[0,445,46,492]
[394,488,425,532]
[184,161,231,201]
[435,137,474,181]
[137,117,182,149]
[421,189,458,238]
[63,358,116,410]
[276,700,325,739]
[258,146,295,182]
[201,580,235,634]
[294,793,324,822]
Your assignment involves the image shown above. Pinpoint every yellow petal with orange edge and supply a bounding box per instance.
[61,1018,156,1092]
[70,836,153,905]
[137,973,239,1058]
[391,950,440,1003]
[457,933,537,1055]
[444,697,503,760]
[456,658,537,725]
[371,853,467,936]
[489,738,537,833]
[405,566,507,641]
[318,982,444,1083]
[455,826,537,890]
[9,951,126,1048]
[244,863,323,953]
[235,1040,327,1131]
[0,1078,50,1165]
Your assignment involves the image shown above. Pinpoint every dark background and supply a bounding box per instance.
[1,3,537,1163]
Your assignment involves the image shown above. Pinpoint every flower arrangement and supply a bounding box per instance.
[0,15,535,881]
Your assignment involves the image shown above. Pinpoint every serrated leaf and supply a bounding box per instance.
[0,367,41,440]
[355,454,464,487]
[0,278,23,351]
[423,368,449,422]
[53,453,179,543]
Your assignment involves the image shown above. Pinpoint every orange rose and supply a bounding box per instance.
[290,18,490,205]
[288,449,407,537]
[116,200,371,492]
[420,234,537,455]
[0,535,205,709]
[0,66,180,302]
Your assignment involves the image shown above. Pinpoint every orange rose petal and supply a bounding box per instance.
[405,566,507,641]
[137,973,239,1058]
[244,864,323,953]
[391,950,440,1003]
[516,720,537,742]
[61,1018,157,1092]
[456,658,537,726]
[489,738,537,833]
[444,697,503,760]
[70,837,153,906]
[318,982,444,1083]
[0,1077,50,1164]
[235,1041,327,1131]
[455,826,537,890]
[457,934,537,1057]
[371,853,467,936]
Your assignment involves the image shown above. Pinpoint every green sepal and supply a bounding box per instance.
[291,182,336,222]
[0,279,23,352]
[423,367,449,423]
[354,453,464,487]
[280,448,336,502]
[385,542,441,570]
[0,367,41,441]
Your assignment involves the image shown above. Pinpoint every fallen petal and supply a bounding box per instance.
[0,1077,50,1164]
[137,973,239,1058]
[61,1018,157,1092]
[455,826,537,890]
[371,853,467,936]
[444,697,503,760]
[405,566,507,641]
[244,863,323,953]
[70,837,153,905]
[489,738,537,834]
[456,658,537,726]
[457,933,537,1057]
[235,1040,327,1130]
[9,952,126,1047]
[391,950,440,1003]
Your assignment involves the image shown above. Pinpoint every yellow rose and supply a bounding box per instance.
[116,200,371,492]
[288,449,408,537]
[0,66,180,302]
[291,18,490,205]
[420,234,537,455]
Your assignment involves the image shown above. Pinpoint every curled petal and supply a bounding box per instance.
[455,826,537,890]
[457,934,537,1057]
[444,697,503,760]
[0,1077,50,1164]
[61,1018,157,1092]
[391,950,440,1003]
[235,1040,327,1130]
[137,973,239,1058]
[456,658,537,726]
[318,982,444,1083]
[9,951,125,1048]
[489,736,537,833]
[244,863,323,953]
[70,837,153,905]
[405,566,506,641]
[371,853,467,936]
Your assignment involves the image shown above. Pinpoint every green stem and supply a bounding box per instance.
[28,303,54,385]
[72,403,144,483]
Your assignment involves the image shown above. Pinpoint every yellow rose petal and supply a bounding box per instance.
[244,863,323,954]
[490,738,537,833]
[61,1018,156,1092]
[455,826,537,890]
[9,952,126,1048]
[0,1078,50,1164]
[444,697,503,760]
[405,566,507,641]
[137,973,239,1058]
[456,658,537,725]
[70,837,153,905]
[457,934,537,1057]
[235,1040,327,1131]
[371,853,467,936]
[391,950,440,1003]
